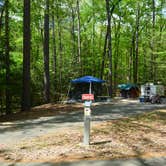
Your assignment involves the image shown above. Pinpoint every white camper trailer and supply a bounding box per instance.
[140,83,164,102]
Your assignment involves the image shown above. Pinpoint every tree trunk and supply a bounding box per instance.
[0,6,4,36]
[71,5,76,64]
[43,0,50,103]
[134,3,140,84]
[105,0,113,97]
[56,1,63,98]
[151,0,156,82]
[52,14,57,97]
[92,0,95,75]
[22,0,31,111]
[130,33,135,82]
[5,0,11,114]
[0,5,4,114]
[113,16,121,96]
[102,0,121,95]
[143,46,147,83]
[132,31,136,84]
[129,45,132,82]
[100,27,108,80]
[76,0,81,71]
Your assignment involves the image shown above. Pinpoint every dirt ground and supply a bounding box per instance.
[0,103,83,122]
[0,100,166,164]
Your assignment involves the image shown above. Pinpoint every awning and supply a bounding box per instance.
[118,83,138,90]
[71,76,105,84]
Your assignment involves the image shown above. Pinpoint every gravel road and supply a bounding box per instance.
[0,157,166,166]
[0,99,166,145]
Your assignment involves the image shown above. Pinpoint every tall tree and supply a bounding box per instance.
[103,0,122,96]
[70,1,76,65]
[51,12,57,97]
[133,2,140,84]
[151,0,156,82]
[113,14,121,95]
[5,0,11,114]
[76,0,81,70]
[0,2,5,114]
[91,0,95,75]
[56,1,63,98]
[105,0,113,97]
[22,0,31,111]
[43,0,50,103]
[0,3,4,36]
[100,27,108,80]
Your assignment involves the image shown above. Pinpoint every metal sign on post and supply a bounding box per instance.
[82,94,94,145]
[82,94,94,101]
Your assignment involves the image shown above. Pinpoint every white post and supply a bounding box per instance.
[83,101,92,145]
[89,82,92,94]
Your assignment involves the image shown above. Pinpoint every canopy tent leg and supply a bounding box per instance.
[66,83,71,100]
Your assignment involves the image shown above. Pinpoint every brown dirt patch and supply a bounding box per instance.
[0,103,83,122]
[0,110,165,163]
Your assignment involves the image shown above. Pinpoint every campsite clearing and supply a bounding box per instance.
[0,99,166,163]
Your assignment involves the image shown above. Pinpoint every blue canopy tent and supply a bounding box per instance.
[71,76,105,94]
[69,76,105,100]
[71,76,105,84]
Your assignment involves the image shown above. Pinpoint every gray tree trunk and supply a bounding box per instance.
[52,14,57,98]
[22,0,31,111]
[76,0,82,73]
[134,3,140,84]
[5,0,11,114]
[105,0,113,97]
[43,0,50,103]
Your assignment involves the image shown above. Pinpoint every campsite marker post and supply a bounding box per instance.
[82,94,94,145]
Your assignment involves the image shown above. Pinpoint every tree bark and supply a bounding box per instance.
[71,5,76,64]
[43,0,50,103]
[5,0,11,114]
[22,0,31,111]
[92,0,95,75]
[0,6,4,36]
[56,1,63,98]
[100,27,108,80]
[134,3,140,84]
[0,5,4,114]
[76,0,81,71]
[105,0,113,97]
[52,14,57,97]
[102,0,122,96]
[113,16,121,96]
[132,31,136,84]
[151,0,156,82]
[129,34,134,82]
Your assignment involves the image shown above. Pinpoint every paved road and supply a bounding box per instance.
[0,157,166,166]
[0,100,166,144]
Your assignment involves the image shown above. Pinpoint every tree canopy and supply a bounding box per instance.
[0,0,165,114]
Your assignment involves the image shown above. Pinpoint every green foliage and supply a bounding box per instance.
[0,0,166,111]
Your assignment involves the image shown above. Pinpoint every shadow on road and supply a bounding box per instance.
[0,102,166,135]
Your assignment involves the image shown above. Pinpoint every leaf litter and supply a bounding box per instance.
[0,110,165,163]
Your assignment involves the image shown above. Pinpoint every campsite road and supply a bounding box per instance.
[0,157,166,166]
[0,99,166,145]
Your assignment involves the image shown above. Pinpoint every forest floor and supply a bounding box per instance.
[0,99,166,164]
